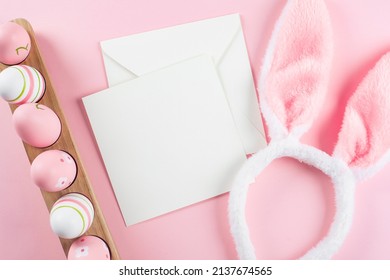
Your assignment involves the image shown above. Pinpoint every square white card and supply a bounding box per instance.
[83,55,247,226]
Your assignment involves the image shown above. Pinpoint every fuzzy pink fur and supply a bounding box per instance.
[264,0,332,133]
[230,0,390,260]
[334,52,390,168]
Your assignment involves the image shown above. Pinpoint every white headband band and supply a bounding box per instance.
[229,137,355,259]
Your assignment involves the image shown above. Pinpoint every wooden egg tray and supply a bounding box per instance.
[0,18,120,259]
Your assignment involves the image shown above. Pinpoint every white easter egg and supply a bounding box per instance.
[0,65,45,104]
[50,193,94,239]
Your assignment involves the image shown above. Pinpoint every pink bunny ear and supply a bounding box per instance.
[333,52,390,181]
[259,0,333,140]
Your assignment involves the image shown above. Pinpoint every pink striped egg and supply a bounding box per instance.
[50,193,94,239]
[0,65,45,104]
[31,150,77,192]
[68,236,110,260]
[0,22,31,65]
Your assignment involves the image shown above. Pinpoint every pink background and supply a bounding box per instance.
[1,0,390,260]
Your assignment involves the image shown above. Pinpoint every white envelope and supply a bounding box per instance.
[100,14,266,154]
[83,55,248,226]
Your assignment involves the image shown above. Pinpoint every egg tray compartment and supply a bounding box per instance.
[0,18,120,260]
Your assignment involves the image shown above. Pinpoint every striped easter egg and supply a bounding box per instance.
[0,65,45,104]
[50,193,94,239]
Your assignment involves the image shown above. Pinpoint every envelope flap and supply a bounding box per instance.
[101,14,241,76]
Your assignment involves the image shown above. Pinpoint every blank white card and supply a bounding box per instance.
[83,55,247,226]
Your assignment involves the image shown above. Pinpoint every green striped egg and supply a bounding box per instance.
[0,65,45,104]
[50,193,94,239]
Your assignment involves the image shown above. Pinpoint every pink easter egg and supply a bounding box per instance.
[31,150,77,192]
[13,103,61,148]
[0,22,31,65]
[68,236,110,260]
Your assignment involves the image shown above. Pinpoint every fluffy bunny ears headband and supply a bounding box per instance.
[229,0,390,260]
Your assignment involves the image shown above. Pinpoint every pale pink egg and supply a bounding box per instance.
[13,103,61,148]
[31,150,77,192]
[68,236,110,260]
[0,22,31,65]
